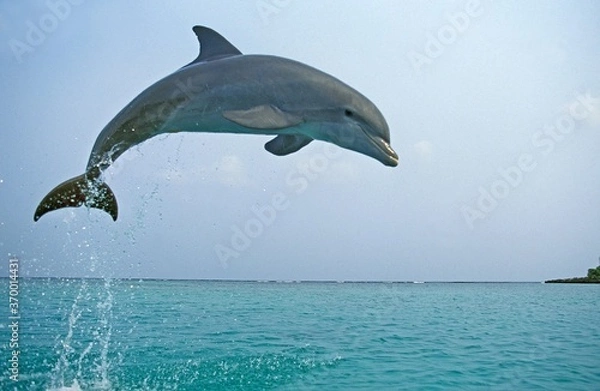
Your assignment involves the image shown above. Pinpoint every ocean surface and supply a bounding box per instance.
[1,279,599,390]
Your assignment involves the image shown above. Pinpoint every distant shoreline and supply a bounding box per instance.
[544,277,600,284]
[545,265,600,284]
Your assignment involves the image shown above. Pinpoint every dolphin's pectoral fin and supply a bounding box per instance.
[34,172,118,222]
[183,26,243,67]
[222,104,303,130]
[265,134,313,156]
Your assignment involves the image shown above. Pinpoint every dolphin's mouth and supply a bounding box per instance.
[364,130,399,167]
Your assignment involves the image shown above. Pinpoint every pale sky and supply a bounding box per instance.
[1,0,599,281]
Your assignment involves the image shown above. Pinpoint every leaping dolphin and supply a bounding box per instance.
[34,26,398,222]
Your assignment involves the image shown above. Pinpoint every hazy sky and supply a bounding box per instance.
[1,0,599,281]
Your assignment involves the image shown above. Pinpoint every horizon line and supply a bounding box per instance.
[0,276,546,283]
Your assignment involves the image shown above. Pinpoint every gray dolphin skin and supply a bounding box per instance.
[34,26,398,222]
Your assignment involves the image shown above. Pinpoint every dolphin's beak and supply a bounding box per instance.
[371,137,398,167]
[368,134,399,167]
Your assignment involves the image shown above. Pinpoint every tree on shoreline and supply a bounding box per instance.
[546,265,600,283]
[587,266,600,281]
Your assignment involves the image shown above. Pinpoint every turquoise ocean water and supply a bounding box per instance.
[1,279,599,390]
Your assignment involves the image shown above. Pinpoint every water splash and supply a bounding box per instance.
[48,277,115,390]
[49,379,83,391]
[49,279,88,389]
[94,278,114,390]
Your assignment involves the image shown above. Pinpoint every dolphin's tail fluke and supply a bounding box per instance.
[34,170,118,221]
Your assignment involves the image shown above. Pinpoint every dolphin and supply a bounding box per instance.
[34,26,398,222]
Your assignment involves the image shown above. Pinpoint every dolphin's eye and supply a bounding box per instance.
[344,109,354,117]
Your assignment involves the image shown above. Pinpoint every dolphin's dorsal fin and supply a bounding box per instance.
[185,26,242,67]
